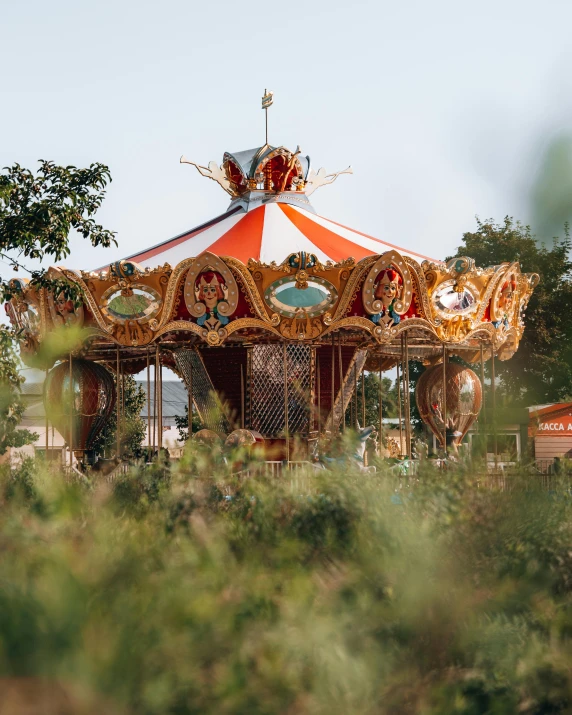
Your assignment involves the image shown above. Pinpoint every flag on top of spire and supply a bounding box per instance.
[261,89,274,109]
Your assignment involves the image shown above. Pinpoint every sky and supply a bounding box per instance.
[2,0,572,281]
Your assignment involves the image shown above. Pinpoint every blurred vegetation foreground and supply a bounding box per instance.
[3,454,572,714]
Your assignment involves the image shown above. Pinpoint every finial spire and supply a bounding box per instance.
[261,89,274,145]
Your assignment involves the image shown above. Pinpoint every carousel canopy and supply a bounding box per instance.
[6,120,539,376]
[124,201,433,268]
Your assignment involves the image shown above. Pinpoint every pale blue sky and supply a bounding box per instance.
[2,0,572,280]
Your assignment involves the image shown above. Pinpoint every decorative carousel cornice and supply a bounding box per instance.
[5,245,538,368]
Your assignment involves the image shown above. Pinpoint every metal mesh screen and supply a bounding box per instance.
[249,344,313,437]
[174,349,229,433]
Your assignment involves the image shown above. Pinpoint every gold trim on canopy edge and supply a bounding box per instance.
[5,248,539,369]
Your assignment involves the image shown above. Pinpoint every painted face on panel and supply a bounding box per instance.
[194,270,230,330]
[374,268,403,310]
[196,272,225,311]
[56,292,74,317]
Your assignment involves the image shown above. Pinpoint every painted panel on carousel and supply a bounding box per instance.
[264,271,338,319]
[362,251,413,327]
[490,263,519,329]
[45,267,85,328]
[101,284,161,323]
[184,252,238,333]
[5,278,42,357]
[48,291,84,327]
[6,279,40,334]
[98,260,164,345]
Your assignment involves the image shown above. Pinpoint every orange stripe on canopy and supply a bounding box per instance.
[279,204,375,262]
[207,206,265,262]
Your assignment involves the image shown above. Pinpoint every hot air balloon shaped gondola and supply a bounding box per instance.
[43,360,116,466]
[416,362,483,453]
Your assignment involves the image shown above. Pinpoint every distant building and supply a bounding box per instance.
[529,402,572,463]
[8,372,186,466]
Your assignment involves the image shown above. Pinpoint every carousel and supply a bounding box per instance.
[5,93,539,468]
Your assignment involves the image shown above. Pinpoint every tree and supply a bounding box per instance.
[0,328,37,454]
[450,217,572,406]
[351,372,397,427]
[0,160,115,283]
[0,160,115,454]
[91,373,146,459]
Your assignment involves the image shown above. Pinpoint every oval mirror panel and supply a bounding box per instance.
[264,277,338,318]
[102,285,162,323]
[433,280,477,315]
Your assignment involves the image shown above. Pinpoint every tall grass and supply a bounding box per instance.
[2,448,572,713]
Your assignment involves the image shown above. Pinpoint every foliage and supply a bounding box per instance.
[2,455,572,712]
[0,160,115,290]
[0,326,37,455]
[175,403,203,442]
[91,372,146,459]
[0,160,115,454]
[352,372,397,429]
[450,216,572,405]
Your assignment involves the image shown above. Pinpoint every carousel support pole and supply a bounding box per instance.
[152,349,156,454]
[331,333,335,433]
[116,347,121,459]
[480,342,486,460]
[240,364,244,429]
[45,368,49,457]
[404,333,412,458]
[361,367,366,428]
[353,362,358,429]
[147,348,151,458]
[397,361,403,454]
[338,333,344,432]
[188,382,193,436]
[189,348,194,434]
[283,343,290,463]
[442,344,447,455]
[317,353,321,435]
[378,363,383,456]
[156,345,163,450]
[69,356,73,468]
[121,361,125,436]
[491,344,497,469]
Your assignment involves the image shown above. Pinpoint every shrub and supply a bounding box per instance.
[1,456,572,713]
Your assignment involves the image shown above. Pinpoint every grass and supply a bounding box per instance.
[2,446,572,713]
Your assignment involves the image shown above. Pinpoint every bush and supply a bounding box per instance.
[2,455,572,713]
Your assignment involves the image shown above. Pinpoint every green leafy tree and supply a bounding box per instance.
[0,328,37,454]
[450,217,572,405]
[0,160,115,281]
[0,160,115,453]
[92,373,146,459]
[350,372,397,427]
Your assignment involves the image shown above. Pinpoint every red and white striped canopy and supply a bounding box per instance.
[127,203,431,268]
